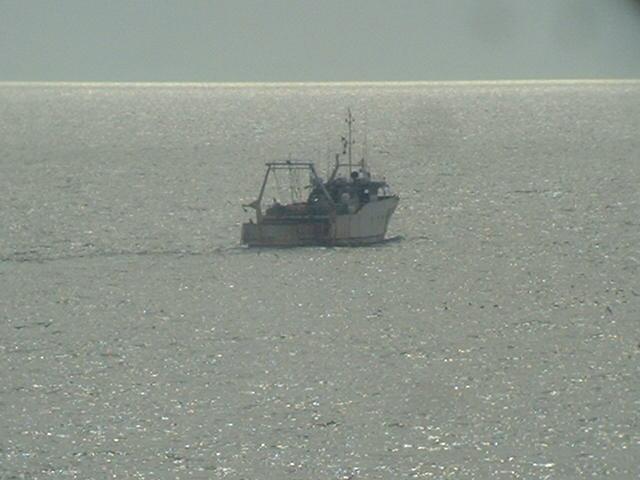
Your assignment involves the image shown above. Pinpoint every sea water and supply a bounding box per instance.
[1,81,639,478]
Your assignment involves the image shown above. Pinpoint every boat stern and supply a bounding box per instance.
[241,219,332,247]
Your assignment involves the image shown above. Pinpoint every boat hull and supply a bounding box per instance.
[241,196,399,247]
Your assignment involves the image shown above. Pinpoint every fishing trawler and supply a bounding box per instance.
[241,110,399,247]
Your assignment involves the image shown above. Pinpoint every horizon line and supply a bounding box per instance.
[1,79,639,88]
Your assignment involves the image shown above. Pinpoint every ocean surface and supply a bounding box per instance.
[1,81,639,479]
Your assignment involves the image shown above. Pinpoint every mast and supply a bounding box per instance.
[346,108,353,173]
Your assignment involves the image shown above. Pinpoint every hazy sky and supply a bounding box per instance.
[1,0,639,82]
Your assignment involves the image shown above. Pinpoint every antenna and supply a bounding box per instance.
[362,110,368,170]
[326,134,331,178]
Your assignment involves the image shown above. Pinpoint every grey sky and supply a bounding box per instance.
[1,0,639,81]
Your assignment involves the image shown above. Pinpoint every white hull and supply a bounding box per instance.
[333,196,399,245]
[241,196,398,247]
